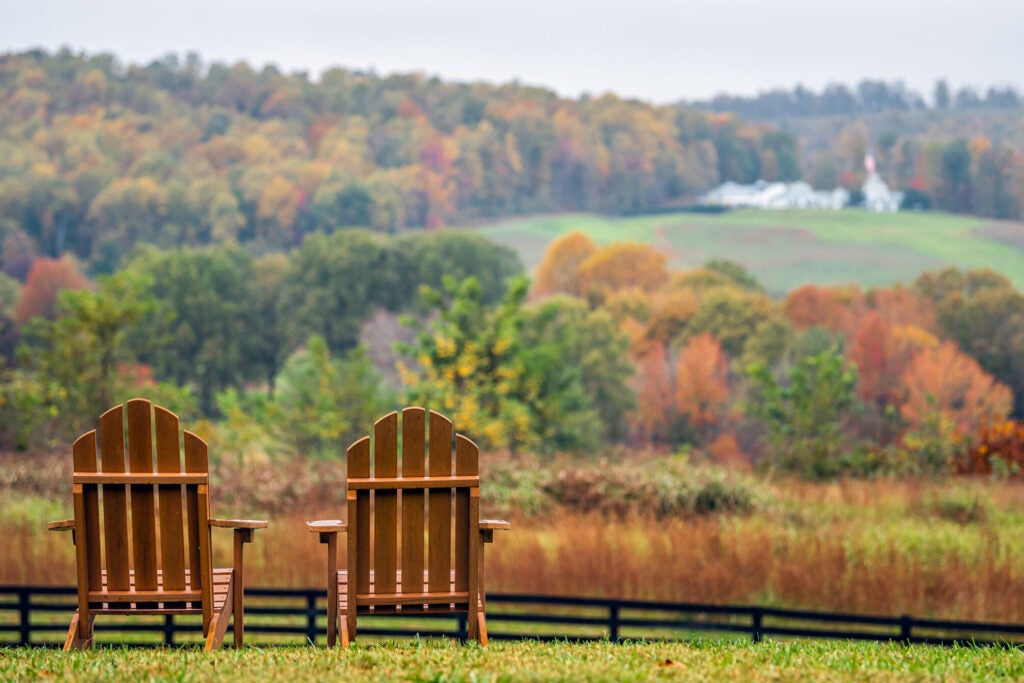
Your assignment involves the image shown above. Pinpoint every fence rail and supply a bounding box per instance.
[3,586,1024,648]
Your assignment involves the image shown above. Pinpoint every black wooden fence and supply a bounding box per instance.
[3,585,1024,648]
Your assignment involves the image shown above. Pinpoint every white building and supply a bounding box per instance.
[701,180,850,211]
[862,171,903,212]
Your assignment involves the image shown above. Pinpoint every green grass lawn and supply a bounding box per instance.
[473,209,1024,293]
[4,640,1023,682]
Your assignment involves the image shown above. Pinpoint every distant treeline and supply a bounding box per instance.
[0,48,801,273]
[2,49,1022,279]
[687,79,1024,220]
[689,79,1023,121]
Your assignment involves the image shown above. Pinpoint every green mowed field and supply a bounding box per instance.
[4,640,1023,682]
[474,209,1024,293]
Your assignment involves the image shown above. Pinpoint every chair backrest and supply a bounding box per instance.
[72,398,213,611]
[347,407,479,602]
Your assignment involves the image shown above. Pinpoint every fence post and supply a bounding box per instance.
[751,607,762,643]
[307,592,318,644]
[19,588,30,646]
[900,614,912,642]
[163,614,175,647]
[608,603,620,642]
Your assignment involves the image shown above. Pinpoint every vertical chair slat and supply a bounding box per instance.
[98,405,130,591]
[373,412,399,596]
[73,432,102,592]
[348,437,371,595]
[468,488,481,638]
[454,435,478,593]
[427,411,453,594]
[155,406,186,591]
[184,462,202,593]
[401,407,426,594]
[126,399,158,592]
[72,431,99,647]
[183,431,210,627]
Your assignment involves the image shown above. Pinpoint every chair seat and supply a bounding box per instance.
[338,569,481,614]
[86,568,233,615]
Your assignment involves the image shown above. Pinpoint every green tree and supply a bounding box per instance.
[267,336,392,458]
[248,253,290,395]
[935,138,973,213]
[0,273,19,319]
[400,276,619,452]
[401,230,522,307]
[746,347,858,478]
[520,295,636,444]
[686,287,774,357]
[0,362,50,450]
[702,259,765,292]
[17,271,153,438]
[760,130,801,181]
[278,230,408,353]
[124,246,255,413]
[917,267,1024,418]
[311,180,375,230]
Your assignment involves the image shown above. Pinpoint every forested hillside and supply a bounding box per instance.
[689,80,1024,219]
[2,50,1024,478]
[0,48,800,274]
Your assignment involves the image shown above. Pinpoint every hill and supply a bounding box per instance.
[474,208,1024,293]
[0,48,789,273]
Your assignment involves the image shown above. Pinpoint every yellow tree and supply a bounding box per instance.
[575,242,668,299]
[531,230,597,298]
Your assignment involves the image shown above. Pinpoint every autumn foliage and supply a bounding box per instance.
[955,419,1024,475]
[528,219,1023,477]
[674,333,731,431]
[630,341,674,442]
[531,231,597,298]
[783,284,861,333]
[13,256,89,324]
[899,340,1012,435]
[574,242,669,298]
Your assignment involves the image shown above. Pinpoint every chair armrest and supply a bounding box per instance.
[47,519,75,531]
[306,519,347,533]
[479,519,510,543]
[480,519,511,531]
[209,518,268,530]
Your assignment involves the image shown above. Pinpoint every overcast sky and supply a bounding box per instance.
[1,0,1021,104]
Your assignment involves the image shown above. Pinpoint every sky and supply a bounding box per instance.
[1,0,1022,104]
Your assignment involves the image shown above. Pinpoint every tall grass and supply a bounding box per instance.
[7,450,1024,622]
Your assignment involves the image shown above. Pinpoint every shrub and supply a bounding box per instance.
[915,488,991,525]
[954,419,1024,478]
[537,455,769,519]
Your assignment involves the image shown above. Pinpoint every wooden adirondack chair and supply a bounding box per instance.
[47,398,267,651]
[307,407,510,647]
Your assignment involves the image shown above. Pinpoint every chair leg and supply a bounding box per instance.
[338,612,350,648]
[64,612,95,651]
[477,610,488,646]
[232,528,254,648]
[204,580,234,652]
[326,575,338,647]
[468,603,479,642]
[63,613,81,651]
[345,600,357,646]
